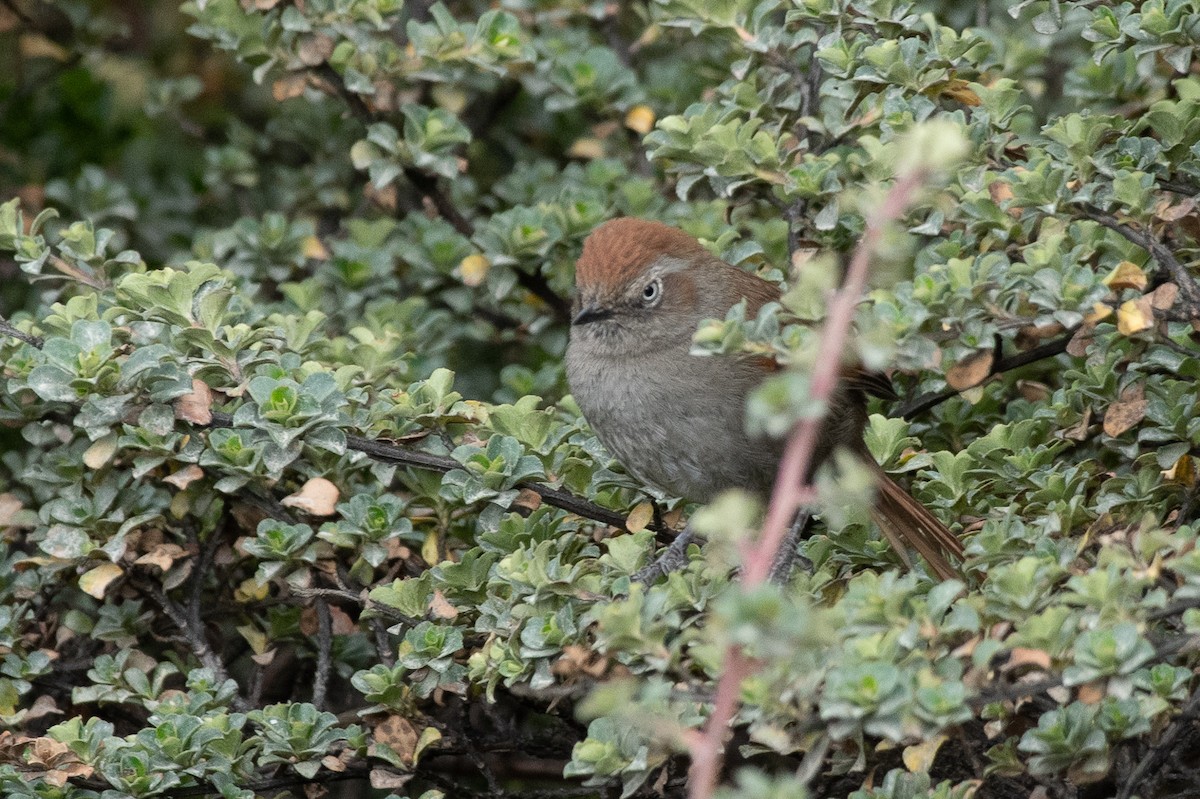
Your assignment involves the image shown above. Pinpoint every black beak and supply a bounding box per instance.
[572,304,613,326]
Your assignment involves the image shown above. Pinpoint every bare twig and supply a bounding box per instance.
[0,0,35,27]
[1077,204,1200,311]
[897,327,1078,419]
[204,411,649,533]
[686,172,929,799]
[138,581,248,712]
[312,597,332,710]
[1118,681,1200,799]
[310,63,571,322]
[0,314,43,348]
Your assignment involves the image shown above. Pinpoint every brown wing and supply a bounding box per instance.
[844,368,899,401]
[720,262,782,315]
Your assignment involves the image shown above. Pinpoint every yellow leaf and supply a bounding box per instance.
[1163,454,1196,486]
[421,530,441,566]
[625,501,654,533]
[302,235,330,260]
[459,254,490,287]
[1084,302,1112,324]
[1116,298,1152,335]
[82,434,118,469]
[902,733,947,772]
[237,624,269,654]
[567,137,605,159]
[1102,260,1147,292]
[624,105,656,135]
[79,563,123,599]
[235,577,270,602]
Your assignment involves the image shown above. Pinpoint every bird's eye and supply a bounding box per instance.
[641,279,663,306]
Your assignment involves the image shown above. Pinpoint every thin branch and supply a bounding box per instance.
[310,63,571,322]
[1118,681,1200,799]
[897,327,1078,419]
[1077,204,1200,311]
[1159,179,1199,198]
[204,411,649,532]
[138,580,248,712]
[0,0,35,27]
[0,314,43,348]
[686,172,930,799]
[312,597,332,710]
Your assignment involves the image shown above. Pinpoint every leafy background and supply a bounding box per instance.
[1,0,1200,798]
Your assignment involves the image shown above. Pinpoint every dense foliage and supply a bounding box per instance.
[2,1,1200,797]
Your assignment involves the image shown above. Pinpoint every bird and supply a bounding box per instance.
[563,217,963,581]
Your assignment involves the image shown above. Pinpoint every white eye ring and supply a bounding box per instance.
[641,278,663,306]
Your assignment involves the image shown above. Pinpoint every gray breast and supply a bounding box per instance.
[566,343,781,503]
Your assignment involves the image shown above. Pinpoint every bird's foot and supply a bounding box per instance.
[632,527,696,584]
[766,508,815,583]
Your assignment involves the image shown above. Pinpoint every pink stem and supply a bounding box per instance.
[685,171,928,799]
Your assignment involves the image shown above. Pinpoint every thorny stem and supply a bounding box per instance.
[686,172,929,799]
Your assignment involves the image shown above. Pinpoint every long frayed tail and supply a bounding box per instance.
[862,457,964,581]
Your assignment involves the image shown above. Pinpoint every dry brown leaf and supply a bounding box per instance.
[1061,407,1092,442]
[23,695,62,722]
[940,78,981,106]
[512,488,542,513]
[281,477,339,516]
[1076,681,1106,705]
[1150,282,1179,310]
[1016,380,1051,403]
[134,543,187,572]
[1103,384,1147,437]
[429,590,459,620]
[1156,197,1196,222]
[1066,324,1095,358]
[297,33,335,66]
[0,492,25,529]
[302,235,329,260]
[1103,260,1148,292]
[329,605,357,635]
[1015,322,1065,348]
[625,501,654,533]
[369,768,413,789]
[174,379,213,424]
[19,33,69,61]
[945,349,994,391]
[567,138,605,159]
[272,73,308,101]
[988,179,1013,205]
[373,715,420,767]
[1002,647,1052,672]
[163,464,204,490]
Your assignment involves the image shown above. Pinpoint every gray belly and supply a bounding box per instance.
[566,349,781,502]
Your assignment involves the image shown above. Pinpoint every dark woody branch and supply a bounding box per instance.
[311,64,572,322]
[897,328,1077,419]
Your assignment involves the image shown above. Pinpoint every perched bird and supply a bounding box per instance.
[564,218,962,580]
